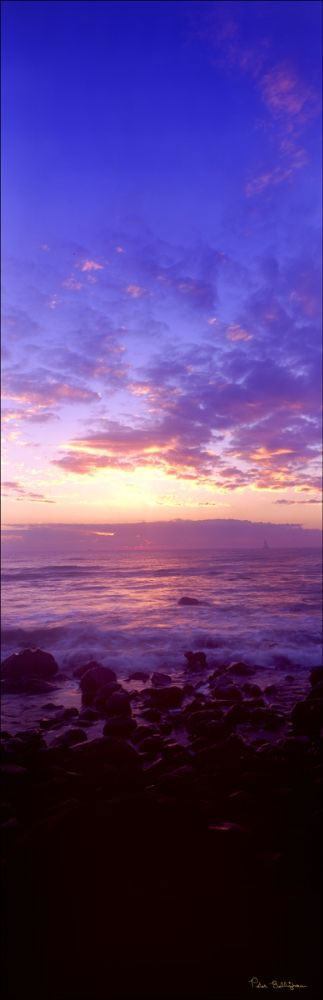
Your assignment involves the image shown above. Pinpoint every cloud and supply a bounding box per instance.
[1,481,56,503]
[261,63,320,124]
[3,372,100,409]
[80,260,104,272]
[199,8,320,195]
[226,324,253,342]
[126,284,146,299]
[62,276,82,291]
[274,498,321,506]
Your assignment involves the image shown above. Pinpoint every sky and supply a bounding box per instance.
[1,0,322,536]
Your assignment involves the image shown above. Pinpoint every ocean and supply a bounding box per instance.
[1,547,322,734]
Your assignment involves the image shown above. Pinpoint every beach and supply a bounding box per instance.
[1,550,322,999]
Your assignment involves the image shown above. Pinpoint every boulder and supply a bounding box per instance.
[291,699,322,732]
[184,651,207,672]
[103,717,137,739]
[127,671,150,683]
[103,692,132,718]
[178,597,201,606]
[80,665,117,702]
[226,661,255,677]
[61,707,79,720]
[309,667,323,688]
[56,728,88,747]
[249,707,285,730]
[242,683,262,696]
[151,672,172,687]
[138,735,164,754]
[148,686,183,709]
[1,648,59,692]
[141,708,161,723]
[132,725,158,745]
[73,660,116,681]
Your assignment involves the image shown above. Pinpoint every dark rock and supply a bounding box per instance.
[185,709,222,736]
[42,702,62,711]
[148,686,183,709]
[80,665,117,702]
[79,707,100,721]
[309,667,323,687]
[74,660,116,681]
[56,728,88,747]
[94,682,122,709]
[225,704,251,726]
[93,738,141,772]
[159,722,173,736]
[249,707,285,730]
[184,650,207,672]
[2,676,58,695]
[307,681,323,701]
[141,708,161,723]
[16,731,47,749]
[242,683,262,696]
[226,661,255,677]
[127,671,150,683]
[138,735,164,754]
[103,717,137,739]
[151,672,172,687]
[1,648,59,682]
[157,766,196,798]
[178,597,201,606]
[39,717,62,730]
[291,699,322,732]
[62,707,79,720]
[212,684,242,704]
[132,725,158,744]
[103,692,132,718]
[264,684,279,695]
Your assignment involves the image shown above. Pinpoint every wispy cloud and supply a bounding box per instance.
[1,480,56,503]
[80,259,104,272]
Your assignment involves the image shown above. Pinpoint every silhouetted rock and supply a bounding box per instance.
[80,665,117,702]
[61,707,79,720]
[291,699,322,732]
[242,683,262,696]
[56,728,88,747]
[249,707,285,730]
[184,650,207,672]
[141,708,161,722]
[178,596,201,606]
[151,672,172,687]
[127,671,150,683]
[103,692,132,718]
[309,667,323,687]
[226,661,255,677]
[103,717,136,739]
[148,686,183,709]
[138,735,164,754]
[73,660,116,680]
[132,725,158,744]
[1,648,59,693]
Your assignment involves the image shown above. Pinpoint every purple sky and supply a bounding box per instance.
[1,1,322,535]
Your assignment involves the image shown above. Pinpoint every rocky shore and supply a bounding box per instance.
[1,648,322,999]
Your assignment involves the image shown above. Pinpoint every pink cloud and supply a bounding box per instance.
[126,284,146,299]
[261,63,320,123]
[80,259,104,272]
[3,373,101,410]
[1,481,56,503]
[62,276,82,291]
[226,324,253,342]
